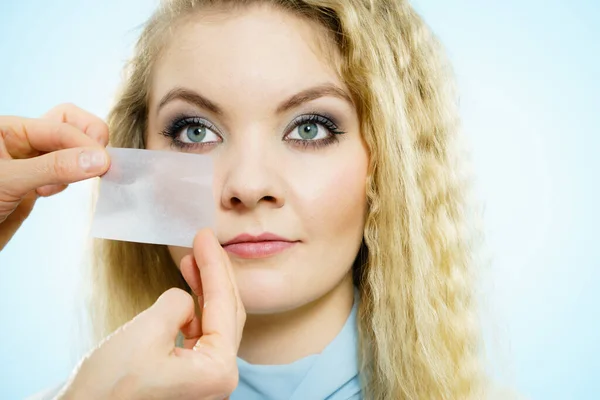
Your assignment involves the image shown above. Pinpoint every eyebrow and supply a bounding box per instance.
[158,87,223,115]
[276,83,353,114]
[156,83,353,115]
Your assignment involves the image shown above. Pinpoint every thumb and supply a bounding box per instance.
[146,288,201,346]
[2,147,109,197]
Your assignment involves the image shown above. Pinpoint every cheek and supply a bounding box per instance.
[291,146,368,241]
[146,130,170,151]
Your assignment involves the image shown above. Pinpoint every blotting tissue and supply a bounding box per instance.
[91,147,215,247]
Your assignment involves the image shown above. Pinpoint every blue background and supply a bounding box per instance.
[1,1,598,398]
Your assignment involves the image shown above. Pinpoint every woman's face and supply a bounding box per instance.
[145,5,368,314]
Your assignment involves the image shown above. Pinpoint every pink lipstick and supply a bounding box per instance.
[222,233,297,259]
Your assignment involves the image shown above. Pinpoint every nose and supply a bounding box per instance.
[219,146,285,211]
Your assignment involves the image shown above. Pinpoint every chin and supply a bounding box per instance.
[234,268,323,315]
[236,272,302,315]
[235,263,356,316]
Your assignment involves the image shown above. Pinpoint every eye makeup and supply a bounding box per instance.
[159,111,346,151]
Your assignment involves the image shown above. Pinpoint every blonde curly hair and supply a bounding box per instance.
[91,1,487,398]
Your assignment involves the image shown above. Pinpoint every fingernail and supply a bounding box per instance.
[79,150,107,172]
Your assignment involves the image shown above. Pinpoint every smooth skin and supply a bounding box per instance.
[148,4,368,366]
[0,105,246,399]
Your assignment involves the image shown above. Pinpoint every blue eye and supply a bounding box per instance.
[288,122,329,141]
[297,123,319,139]
[177,123,220,144]
[161,116,223,150]
[185,125,207,143]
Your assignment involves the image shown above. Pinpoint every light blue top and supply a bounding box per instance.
[30,294,362,400]
[232,292,362,400]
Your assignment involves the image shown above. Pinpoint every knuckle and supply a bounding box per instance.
[0,120,18,142]
[49,151,76,179]
[56,122,74,147]
[154,288,194,322]
[52,102,79,116]
[163,287,193,307]
[60,102,78,110]
[179,290,195,312]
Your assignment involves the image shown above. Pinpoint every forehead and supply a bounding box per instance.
[150,4,344,107]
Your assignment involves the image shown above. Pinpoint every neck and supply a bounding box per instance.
[238,273,355,365]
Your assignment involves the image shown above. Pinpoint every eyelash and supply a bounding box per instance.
[285,114,345,149]
[160,116,220,151]
[159,113,346,151]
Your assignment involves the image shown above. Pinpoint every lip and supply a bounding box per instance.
[222,233,298,259]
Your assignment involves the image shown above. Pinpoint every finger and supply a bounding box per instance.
[193,229,237,349]
[221,247,242,313]
[0,116,101,159]
[180,309,203,350]
[148,288,198,344]
[1,147,109,198]
[218,246,245,347]
[0,132,10,159]
[43,103,109,146]
[181,253,203,298]
[180,254,205,349]
[0,192,37,251]
[36,184,68,197]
